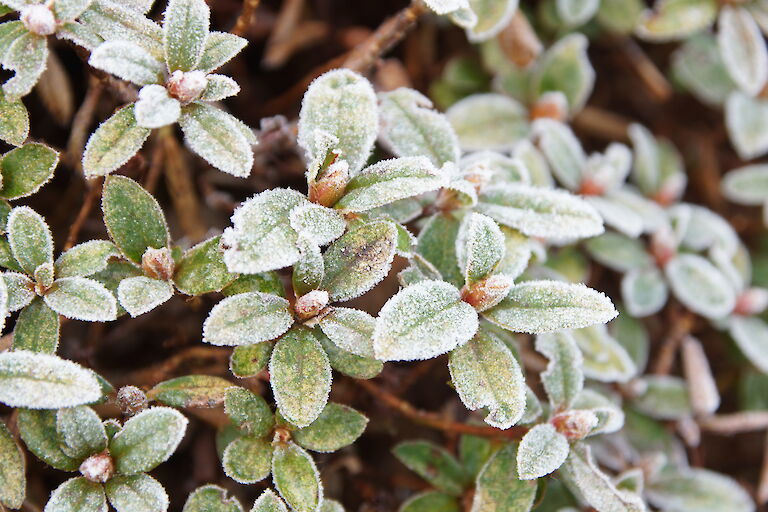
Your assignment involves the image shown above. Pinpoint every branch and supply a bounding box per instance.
[64,177,103,251]
[232,0,262,37]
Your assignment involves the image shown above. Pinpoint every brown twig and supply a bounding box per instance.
[652,307,694,375]
[65,76,104,171]
[231,0,262,37]
[357,378,528,440]
[126,346,231,386]
[573,106,632,142]
[758,430,768,504]
[699,412,768,434]
[63,177,103,251]
[620,38,672,102]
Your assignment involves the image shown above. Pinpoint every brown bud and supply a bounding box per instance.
[461,275,513,312]
[79,452,115,483]
[20,5,57,36]
[578,177,606,197]
[274,427,291,444]
[530,92,568,122]
[550,410,599,440]
[497,10,542,69]
[309,160,349,207]
[116,386,148,417]
[166,70,208,104]
[141,247,175,281]
[294,290,330,321]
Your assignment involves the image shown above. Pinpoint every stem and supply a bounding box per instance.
[63,177,103,251]
[357,378,528,440]
[620,38,672,102]
[652,307,694,375]
[232,0,261,37]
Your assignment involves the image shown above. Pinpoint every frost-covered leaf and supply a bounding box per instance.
[585,232,652,273]
[109,406,187,474]
[334,157,443,212]
[621,266,669,318]
[44,276,118,322]
[729,316,768,373]
[222,435,272,484]
[53,0,91,22]
[394,441,466,495]
[672,33,736,107]
[636,0,717,41]
[202,292,293,346]
[416,214,463,287]
[484,281,617,334]
[134,85,181,129]
[0,350,102,408]
[117,276,173,317]
[230,342,272,378]
[174,236,236,295]
[322,220,397,302]
[471,444,537,511]
[148,375,232,408]
[8,206,52,274]
[0,421,24,509]
[681,336,720,417]
[373,280,478,361]
[13,298,59,353]
[534,119,586,191]
[104,474,169,512]
[586,196,643,238]
[221,189,307,274]
[182,485,243,512]
[571,325,637,383]
[560,444,646,512]
[627,123,685,200]
[272,441,322,512]
[291,237,323,297]
[456,213,504,284]
[535,331,583,409]
[4,271,33,312]
[2,32,47,100]
[466,0,517,41]
[224,387,273,437]
[55,240,119,278]
[270,326,331,428]
[200,73,239,101]
[83,105,151,178]
[102,176,169,263]
[530,33,595,114]
[0,90,28,146]
[630,375,692,420]
[298,69,378,173]
[722,164,768,205]
[725,91,768,160]
[423,0,468,15]
[18,409,80,470]
[516,423,569,480]
[163,0,209,72]
[671,204,738,254]
[378,88,459,167]
[400,492,460,512]
[56,405,107,461]
[446,94,528,151]
[318,307,376,358]
[44,477,106,512]
[448,326,526,429]
[665,254,736,319]
[293,402,368,453]
[316,329,383,380]
[717,6,768,96]
[646,467,754,512]
[0,142,57,199]
[288,203,345,247]
[251,490,288,512]
[179,102,253,177]
[476,184,604,240]
[89,40,164,86]
[197,31,246,72]
[556,0,599,26]
[572,389,625,436]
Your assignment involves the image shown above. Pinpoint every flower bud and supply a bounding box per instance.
[20,5,57,36]
[650,226,677,268]
[294,290,330,321]
[530,92,568,122]
[550,409,599,440]
[309,160,349,207]
[166,70,208,104]
[733,287,768,316]
[34,262,54,294]
[141,247,175,281]
[116,386,148,417]
[461,275,513,312]
[79,452,115,483]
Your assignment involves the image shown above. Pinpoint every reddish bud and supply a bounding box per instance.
[733,287,768,316]
[309,160,349,207]
[167,70,207,104]
[116,386,148,417]
[461,275,513,312]
[578,177,606,197]
[21,5,56,36]
[550,410,599,440]
[650,227,677,268]
[530,92,568,122]
[294,290,330,321]
[141,247,175,281]
[79,452,115,483]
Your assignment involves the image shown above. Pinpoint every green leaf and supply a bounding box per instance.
[535,331,583,410]
[230,343,272,378]
[293,402,368,453]
[45,477,107,512]
[2,32,48,100]
[400,492,460,512]
[722,164,768,206]
[322,220,398,302]
[630,375,692,420]
[174,236,236,295]
[456,212,504,284]
[516,424,569,480]
[621,266,668,318]
[203,292,293,346]
[196,31,247,73]
[89,40,164,86]
[446,93,528,151]
[200,73,240,101]
[530,33,595,114]
[665,254,736,319]
[316,329,383,379]
[288,203,345,247]
[272,441,322,512]
[394,441,466,495]
[224,387,274,437]
[53,0,91,22]
[292,236,324,297]
[471,444,537,510]
[55,240,120,278]
[134,84,181,129]
[90,260,143,317]
[182,485,243,512]
[270,327,331,428]
[584,232,652,273]
[17,409,81,471]
[109,406,188,474]
[179,102,253,177]
[223,271,284,297]
[5,271,34,312]
[0,142,57,199]
[335,157,443,212]
[117,276,173,317]
[0,351,102,409]
[448,326,526,429]
[571,325,636,383]
[56,406,108,461]
[717,6,768,97]
[646,467,754,512]
[148,375,232,408]
[534,119,586,191]
[83,105,151,178]
[378,88,460,167]
[163,0,209,72]
[726,91,768,161]
[44,276,117,322]
[672,33,735,107]
[466,0,517,41]
[222,435,273,484]
[730,316,768,373]
[373,280,478,361]
[0,89,28,146]
[636,0,718,42]
[459,435,494,481]
[0,422,24,509]
[318,307,376,358]
[476,184,604,240]
[483,281,617,334]
[7,205,52,274]
[104,474,169,512]
[298,69,378,173]
[251,489,288,512]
